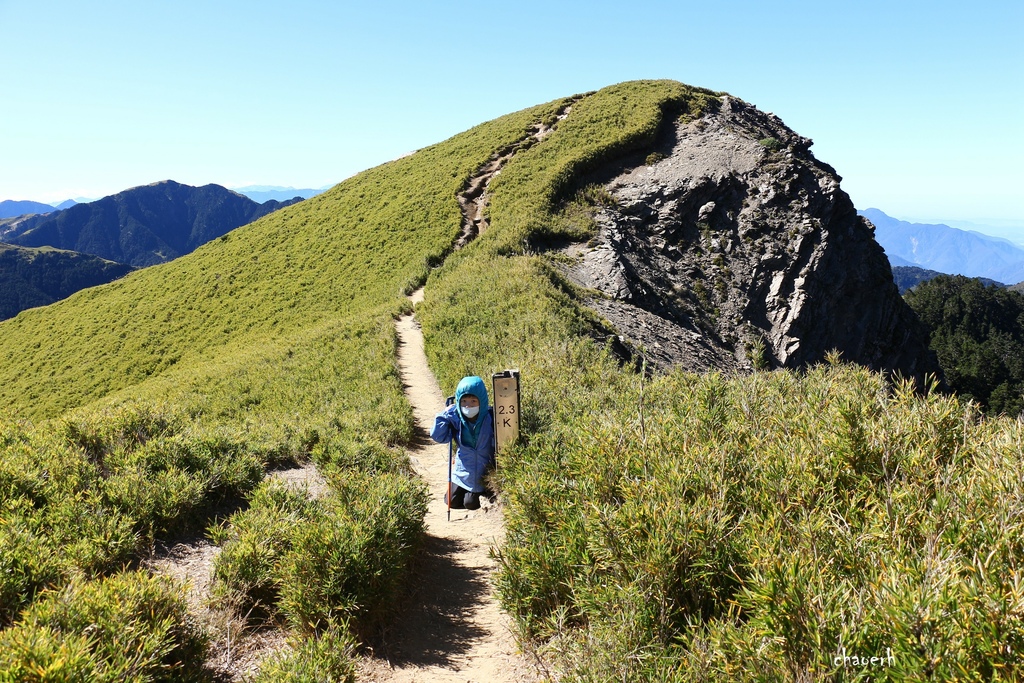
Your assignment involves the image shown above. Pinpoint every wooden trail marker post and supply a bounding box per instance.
[492,370,521,462]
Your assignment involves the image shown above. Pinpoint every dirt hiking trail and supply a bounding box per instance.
[359,103,582,680]
[148,102,578,681]
[358,287,545,682]
[455,99,578,247]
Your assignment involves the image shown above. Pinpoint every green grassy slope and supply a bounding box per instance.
[2,79,1020,680]
[0,96,568,677]
[0,100,564,421]
[414,81,1024,680]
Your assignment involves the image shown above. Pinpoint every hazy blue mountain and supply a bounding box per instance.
[0,243,134,320]
[3,180,302,267]
[232,185,328,203]
[907,217,1024,248]
[862,208,1024,285]
[892,265,1005,295]
[886,253,915,268]
[53,199,78,210]
[0,200,58,219]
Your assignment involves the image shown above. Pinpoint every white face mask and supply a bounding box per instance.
[461,405,480,418]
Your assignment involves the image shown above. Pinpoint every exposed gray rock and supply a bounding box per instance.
[559,96,938,382]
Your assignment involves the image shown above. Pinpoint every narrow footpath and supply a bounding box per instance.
[145,103,579,680]
[357,287,544,682]
[456,100,577,247]
[359,102,581,681]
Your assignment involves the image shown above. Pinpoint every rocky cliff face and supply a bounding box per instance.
[560,96,937,381]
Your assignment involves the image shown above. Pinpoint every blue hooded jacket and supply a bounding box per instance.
[430,375,495,493]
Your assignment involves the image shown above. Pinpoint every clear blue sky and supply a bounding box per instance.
[1,0,1021,226]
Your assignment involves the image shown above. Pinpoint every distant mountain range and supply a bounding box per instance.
[862,208,1024,285]
[0,180,302,319]
[910,217,1024,248]
[0,243,133,321]
[231,185,329,203]
[0,200,60,219]
[1,186,330,220]
[5,183,1019,326]
[2,180,301,268]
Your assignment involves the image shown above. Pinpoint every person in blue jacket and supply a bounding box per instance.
[430,375,495,511]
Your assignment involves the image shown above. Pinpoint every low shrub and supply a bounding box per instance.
[279,471,427,640]
[250,622,357,683]
[0,515,67,628]
[0,403,286,626]
[0,571,208,683]
[311,434,410,476]
[210,480,316,620]
[211,471,427,641]
[492,364,1024,680]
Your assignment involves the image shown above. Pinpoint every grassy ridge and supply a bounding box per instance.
[0,94,570,676]
[485,80,720,254]
[416,80,1024,680]
[4,77,1019,680]
[420,79,718,391]
[0,98,564,421]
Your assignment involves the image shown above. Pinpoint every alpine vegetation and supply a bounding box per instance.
[415,81,1022,680]
[0,80,1019,681]
[0,90,567,678]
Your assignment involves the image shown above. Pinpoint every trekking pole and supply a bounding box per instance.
[445,395,455,522]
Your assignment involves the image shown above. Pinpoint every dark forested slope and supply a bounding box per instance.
[0,243,133,320]
[906,274,1024,415]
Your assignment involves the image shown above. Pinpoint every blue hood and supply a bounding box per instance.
[455,375,489,446]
